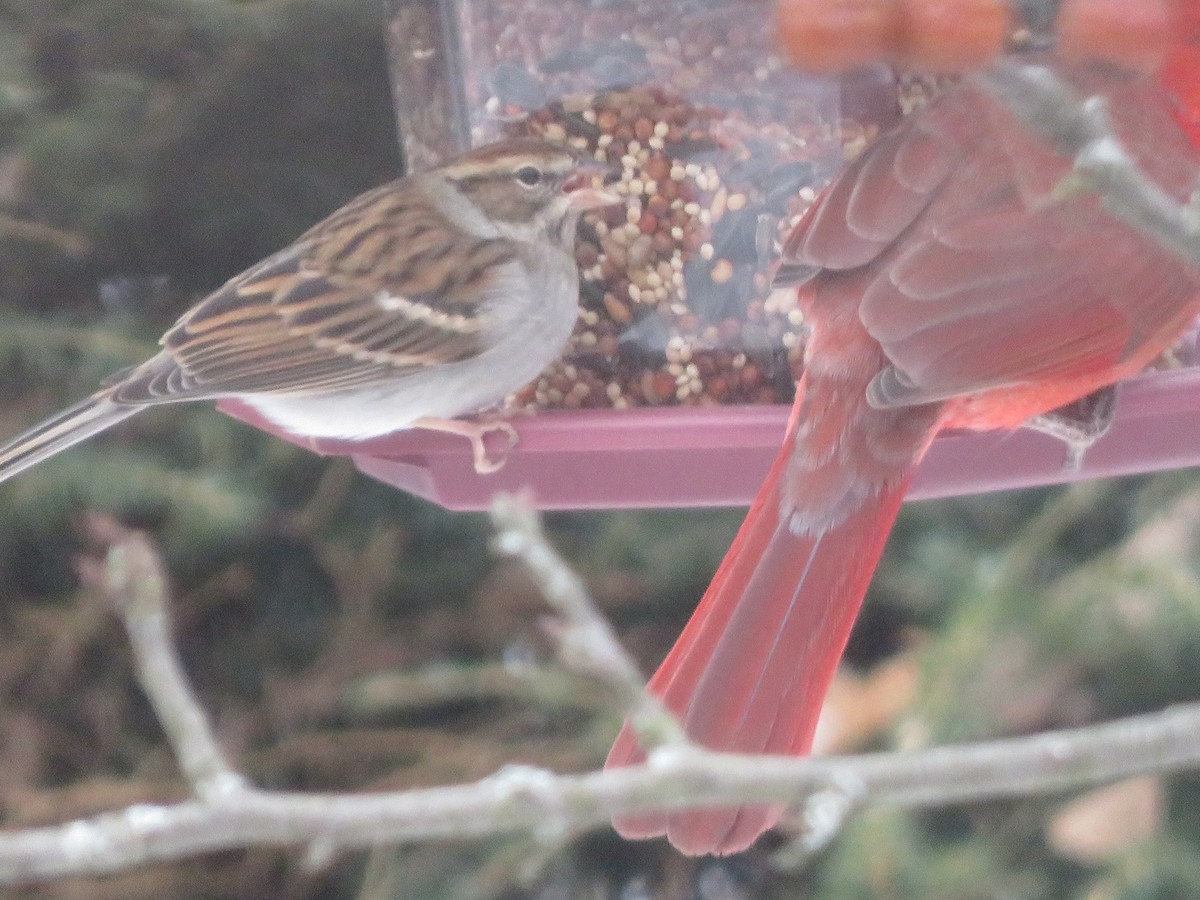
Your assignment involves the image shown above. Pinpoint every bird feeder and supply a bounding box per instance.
[222,0,1200,509]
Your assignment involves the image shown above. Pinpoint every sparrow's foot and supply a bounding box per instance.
[413,417,519,474]
[1027,384,1119,473]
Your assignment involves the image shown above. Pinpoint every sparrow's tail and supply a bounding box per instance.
[605,370,941,855]
[0,392,138,484]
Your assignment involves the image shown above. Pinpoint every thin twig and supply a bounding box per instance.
[86,517,248,801]
[341,662,622,719]
[489,493,686,750]
[978,60,1200,271]
[0,214,90,256]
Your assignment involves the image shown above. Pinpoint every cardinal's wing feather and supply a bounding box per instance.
[785,72,1200,409]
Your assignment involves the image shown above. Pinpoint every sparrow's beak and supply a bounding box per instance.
[567,185,623,209]
[564,161,622,210]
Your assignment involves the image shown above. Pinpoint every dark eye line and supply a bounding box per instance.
[515,164,543,187]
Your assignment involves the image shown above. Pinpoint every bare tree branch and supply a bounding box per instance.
[0,501,1186,884]
[4,701,1200,882]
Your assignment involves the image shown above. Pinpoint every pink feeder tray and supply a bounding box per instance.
[218,365,1200,511]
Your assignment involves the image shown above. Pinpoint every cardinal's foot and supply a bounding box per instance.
[1027,384,1119,473]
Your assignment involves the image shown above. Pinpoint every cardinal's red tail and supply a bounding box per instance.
[606,363,942,855]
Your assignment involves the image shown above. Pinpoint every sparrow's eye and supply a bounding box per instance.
[514,165,543,187]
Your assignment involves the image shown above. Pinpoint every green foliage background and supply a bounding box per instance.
[1,2,1199,898]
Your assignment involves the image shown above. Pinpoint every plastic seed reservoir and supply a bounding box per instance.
[221,1,1200,509]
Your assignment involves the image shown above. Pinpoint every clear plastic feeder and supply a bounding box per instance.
[219,3,1200,509]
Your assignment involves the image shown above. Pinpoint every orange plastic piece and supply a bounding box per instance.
[775,0,899,73]
[1058,0,1177,72]
[893,0,1007,71]
[776,0,1191,74]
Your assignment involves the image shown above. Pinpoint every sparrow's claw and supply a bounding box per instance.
[467,421,519,473]
[413,417,519,474]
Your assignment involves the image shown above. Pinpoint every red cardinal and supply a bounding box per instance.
[606,41,1200,855]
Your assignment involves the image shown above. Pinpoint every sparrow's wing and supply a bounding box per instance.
[112,181,525,403]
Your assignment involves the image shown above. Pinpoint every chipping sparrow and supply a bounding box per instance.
[0,138,618,480]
